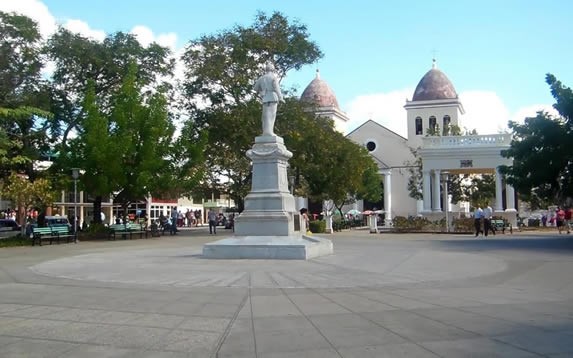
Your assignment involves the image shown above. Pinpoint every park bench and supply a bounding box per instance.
[32,226,75,246]
[109,223,148,240]
[491,219,512,234]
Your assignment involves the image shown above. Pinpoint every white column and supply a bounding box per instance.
[495,167,503,211]
[505,184,516,211]
[422,170,431,212]
[383,171,392,225]
[432,170,441,212]
[442,175,450,231]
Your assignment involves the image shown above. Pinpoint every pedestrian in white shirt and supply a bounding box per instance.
[474,206,484,237]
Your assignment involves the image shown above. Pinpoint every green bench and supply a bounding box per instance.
[491,219,512,234]
[32,226,75,246]
[109,223,148,240]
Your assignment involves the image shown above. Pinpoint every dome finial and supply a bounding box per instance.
[315,68,320,79]
[432,58,437,69]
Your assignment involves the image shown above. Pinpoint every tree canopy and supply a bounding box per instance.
[501,74,573,207]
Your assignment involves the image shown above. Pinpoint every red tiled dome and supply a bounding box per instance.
[300,70,340,109]
[412,62,458,101]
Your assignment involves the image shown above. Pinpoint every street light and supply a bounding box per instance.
[71,168,80,243]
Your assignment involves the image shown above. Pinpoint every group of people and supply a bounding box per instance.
[473,204,496,237]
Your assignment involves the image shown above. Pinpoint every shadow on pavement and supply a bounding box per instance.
[432,235,573,254]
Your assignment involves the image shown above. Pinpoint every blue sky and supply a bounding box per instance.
[3,0,572,135]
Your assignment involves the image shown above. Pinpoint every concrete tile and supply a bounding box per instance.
[0,336,21,347]
[321,292,396,313]
[495,331,573,355]
[39,307,103,322]
[251,295,301,317]
[156,302,204,315]
[422,337,541,357]
[59,344,140,357]
[355,290,438,309]
[254,316,315,333]
[0,337,79,358]
[0,303,30,314]
[150,329,220,353]
[0,316,28,334]
[178,316,232,332]
[255,328,332,354]
[260,347,340,358]
[309,314,406,348]
[31,321,116,343]
[218,329,256,356]
[413,307,542,336]
[367,310,478,342]
[338,342,440,357]
[196,302,239,318]
[125,313,186,329]
[92,325,172,349]
[2,305,68,318]
[0,318,69,338]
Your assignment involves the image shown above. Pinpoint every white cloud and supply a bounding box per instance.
[344,89,412,136]
[344,89,557,137]
[63,19,106,41]
[0,0,56,37]
[510,104,558,124]
[459,91,510,134]
[130,25,178,50]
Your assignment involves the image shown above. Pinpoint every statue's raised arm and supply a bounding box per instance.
[254,63,284,136]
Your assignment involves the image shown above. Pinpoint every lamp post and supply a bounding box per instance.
[71,168,80,243]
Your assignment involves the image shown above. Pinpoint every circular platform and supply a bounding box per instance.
[31,238,506,288]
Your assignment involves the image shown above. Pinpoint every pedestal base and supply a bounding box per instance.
[202,234,333,260]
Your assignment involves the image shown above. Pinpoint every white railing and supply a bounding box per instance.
[422,134,511,148]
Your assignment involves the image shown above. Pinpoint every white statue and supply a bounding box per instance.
[254,62,284,136]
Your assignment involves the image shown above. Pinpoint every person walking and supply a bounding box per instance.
[483,204,495,237]
[564,207,572,234]
[208,208,217,235]
[474,206,484,237]
[170,207,178,235]
[556,207,566,234]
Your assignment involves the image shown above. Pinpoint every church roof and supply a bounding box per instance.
[300,70,340,109]
[412,60,458,101]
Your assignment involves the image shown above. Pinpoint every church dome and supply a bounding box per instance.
[412,61,458,101]
[300,70,340,109]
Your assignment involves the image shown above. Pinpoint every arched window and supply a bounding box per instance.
[443,115,451,135]
[429,116,436,132]
[415,117,423,135]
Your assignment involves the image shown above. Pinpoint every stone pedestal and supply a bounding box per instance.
[234,135,295,236]
[203,135,333,260]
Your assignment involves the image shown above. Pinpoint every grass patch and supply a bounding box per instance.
[0,234,32,248]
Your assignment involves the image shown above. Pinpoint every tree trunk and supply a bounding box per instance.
[93,196,102,224]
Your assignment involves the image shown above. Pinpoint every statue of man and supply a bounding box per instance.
[254,62,284,136]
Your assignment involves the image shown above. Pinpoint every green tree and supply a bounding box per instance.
[180,11,323,208]
[46,28,174,153]
[1,172,55,232]
[0,12,52,180]
[500,74,573,206]
[68,64,187,224]
[46,28,183,222]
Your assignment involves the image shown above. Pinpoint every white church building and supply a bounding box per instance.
[299,61,517,228]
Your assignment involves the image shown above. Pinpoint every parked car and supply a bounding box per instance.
[0,219,21,232]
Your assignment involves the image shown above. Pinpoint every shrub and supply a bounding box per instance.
[308,220,326,233]
[452,217,474,232]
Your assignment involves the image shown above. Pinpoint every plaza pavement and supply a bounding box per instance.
[0,227,572,357]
